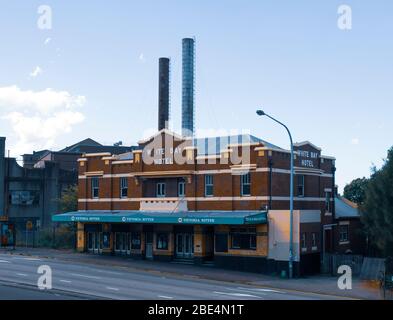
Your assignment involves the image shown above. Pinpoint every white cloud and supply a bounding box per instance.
[0,85,86,114]
[350,138,360,145]
[44,37,51,45]
[0,85,86,156]
[29,66,43,78]
[139,53,146,63]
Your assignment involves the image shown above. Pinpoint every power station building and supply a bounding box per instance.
[52,39,336,275]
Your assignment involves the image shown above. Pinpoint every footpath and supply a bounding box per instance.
[0,247,381,300]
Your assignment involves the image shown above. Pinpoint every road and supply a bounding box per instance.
[0,253,348,300]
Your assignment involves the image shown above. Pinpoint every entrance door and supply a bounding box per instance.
[145,232,153,260]
[87,232,102,254]
[176,233,194,259]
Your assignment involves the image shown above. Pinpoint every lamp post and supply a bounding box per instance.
[256,110,294,279]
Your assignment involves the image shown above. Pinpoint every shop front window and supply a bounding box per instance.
[156,233,169,250]
[230,227,256,250]
[131,232,141,250]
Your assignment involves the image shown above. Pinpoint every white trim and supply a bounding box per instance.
[83,152,112,157]
[78,196,328,203]
[312,246,318,251]
[112,160,134,165]
[77,158,87,162]
[78,167,333,179]
[84,171,104,177]
[339,221,350,226]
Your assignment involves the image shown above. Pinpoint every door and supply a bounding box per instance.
[93,232,102,254]
[176,233,194,259]
[145,232,153,260]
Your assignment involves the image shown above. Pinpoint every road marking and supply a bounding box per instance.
[106,287,119,291]
[0,260,11,263]
[60,279,72,283]
[70,273,101,280]
[237,286,285,294]
[158,295,173,299]
[13,257,41,261]
[16,273,28,277]
[213,291,260,298]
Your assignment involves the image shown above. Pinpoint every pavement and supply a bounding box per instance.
[0,247,382,300]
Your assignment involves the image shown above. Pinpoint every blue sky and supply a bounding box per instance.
[0,0,392,191]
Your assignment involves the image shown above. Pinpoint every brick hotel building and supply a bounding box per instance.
[53,129,336,275]
[53,39,336,275]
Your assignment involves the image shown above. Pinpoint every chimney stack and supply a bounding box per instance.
[181,38,195,137]
[158,57,170,131]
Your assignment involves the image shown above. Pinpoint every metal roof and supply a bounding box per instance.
[335,196,360,219]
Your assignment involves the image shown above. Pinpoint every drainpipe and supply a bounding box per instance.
[268,158,273,210]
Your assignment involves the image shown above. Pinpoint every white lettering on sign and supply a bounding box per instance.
[298,149,319,168]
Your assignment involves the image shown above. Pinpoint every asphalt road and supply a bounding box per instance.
[0,253,348,300]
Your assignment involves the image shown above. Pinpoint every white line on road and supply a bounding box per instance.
[158,295,174,299]
[60,280,72,283]
[213,291,260,298]
[16,273,28,277]
[236,287,285,294]
[12,257,41,261]
[70,273,102,280]
[0,260,10,263]
[106,287,119,291]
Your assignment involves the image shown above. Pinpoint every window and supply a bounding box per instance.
[91,177,99,199]
[311,232,317,249]
[156,182,166,197]
[325,191,332,213]
[230,227,256,250]
[301,233,307,250]
[9,191,39,206]
[178,181,185,197]
[120,177,128,198]
[297,175,305,197]
[131,232,141,250]
[339,225,349,242]
[205,175,213,197]
[241,173,251,196]
[156,233,169,250]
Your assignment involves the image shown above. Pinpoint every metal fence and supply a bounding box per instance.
[15,228,76,249]
[322,253,364,276]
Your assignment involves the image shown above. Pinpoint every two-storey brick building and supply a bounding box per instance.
[53,129,336,275]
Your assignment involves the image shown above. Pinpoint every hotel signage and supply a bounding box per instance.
[54,211,268,225]
[297,149,319,168]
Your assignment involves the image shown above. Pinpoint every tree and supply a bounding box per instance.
[343,177,369,205]
[58,185,78,213]
[361,147,393,257]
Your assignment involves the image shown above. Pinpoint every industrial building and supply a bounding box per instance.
[52,38,338,276]
[0,137,135,246]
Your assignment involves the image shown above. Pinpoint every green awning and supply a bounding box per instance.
[52,210,267,225]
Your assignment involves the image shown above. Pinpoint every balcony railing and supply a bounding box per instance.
[140,198,188,212]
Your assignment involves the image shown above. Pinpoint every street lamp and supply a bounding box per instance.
[256,109,294,279]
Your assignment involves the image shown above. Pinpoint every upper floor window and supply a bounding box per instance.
[241,173,251,196]
[91,177,99,199]
[325,191,332,213]
[120,177,128,198]
[339,225,349,242]
[205,175,213,197]
[297,175,305,197]
[178,181,185,197]
[156,182,166,198]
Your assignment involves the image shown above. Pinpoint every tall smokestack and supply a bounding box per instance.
[182,38,195,137]
[158,57,170,131]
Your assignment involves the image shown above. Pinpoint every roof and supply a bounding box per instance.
[335,196,360,219]
[193,134,281,156]
[52,210,268,225]
[60,138,102,152]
